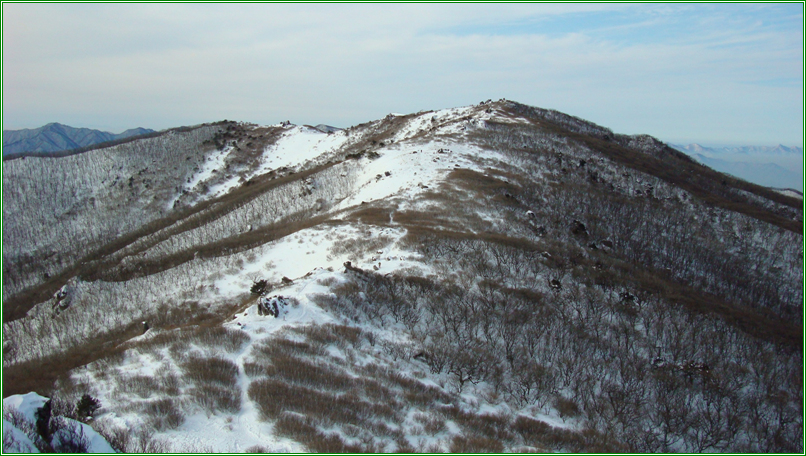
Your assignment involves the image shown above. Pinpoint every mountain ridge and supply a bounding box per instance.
[670,142,804,191]
[2,122,155,156]
[2,99,802,453]
[674,142,803,155]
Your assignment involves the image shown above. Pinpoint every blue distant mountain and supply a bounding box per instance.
[690,154,803,191]
[674,143,803,156]
[3,123,154,156]
[672,143,803,191]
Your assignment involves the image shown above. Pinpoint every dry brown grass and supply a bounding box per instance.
[290,323,364,349]
[2,319,143,397]
[554,396,581,419]
[513,415,625,452]
[413,412,446,435]
[438,405,516,443]
[248,378,399,426]
[330,231,394,260]
[264,353,354,391]
[132,324,250,355]
[188,384,241,414]
[272,413,367,453]
[449,435,505,453]
[181,353,239,387]
[113,374,160,398]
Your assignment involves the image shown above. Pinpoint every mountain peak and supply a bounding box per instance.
[2,101,801,454]
[3,123,155,156]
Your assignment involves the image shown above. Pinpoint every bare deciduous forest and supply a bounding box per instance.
[3,100,802,453]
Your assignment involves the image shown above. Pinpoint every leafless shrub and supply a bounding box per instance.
[155,364,181,396]
[143,398,185,431]
[50,417,91,453]
[330,233,393,260]
[250,337,325,359]
[124,428,172,453]
[244,444,270,453]
[292,323,363,349]
[413,412,446,435]
[114,373,160,398]
[191,325,251,352]
[513,415,623,452]
[272,413,320,449]
[3,426,36,453]
[129,329,185,353]
[449,434,504,453]
[417,439,445,453]
[3,407,49,452]
[554,395,581,419]
[181,353,239,387]
[188,384,241,414]
[132,325,250,355]
[168,340,192,360]
[262,353,354,391]
[89,420,129,453]
[49,395,78,421]
[440,406,515,443]
[309,291,360,322]
[273,413,365,453]
[316,276,338,287]
[243,361,267,378]
[380,339,418,361]
[382,371,453,406]
[358,378,397,404]
[248,378,399,426]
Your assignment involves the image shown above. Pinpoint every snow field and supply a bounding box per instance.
[57,216,580,452]
[253,125,350,178]
[183,145,233,196]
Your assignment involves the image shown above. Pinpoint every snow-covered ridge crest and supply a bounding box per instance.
[2,99,802,453]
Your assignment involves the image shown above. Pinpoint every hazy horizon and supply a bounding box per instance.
[3,3,803,146]
[4,118,804,151]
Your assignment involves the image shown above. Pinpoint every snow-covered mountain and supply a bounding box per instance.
[3,100,802,453]
[2,123,154,157]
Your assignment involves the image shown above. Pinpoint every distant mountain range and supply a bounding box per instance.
[690,153,803,192]
[2,122,154,156]
[671,143,803,191]
[673,143,803,156]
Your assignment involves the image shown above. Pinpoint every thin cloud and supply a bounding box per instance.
[2,3,802,146]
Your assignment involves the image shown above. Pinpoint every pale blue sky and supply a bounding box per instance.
[3,3,803,146]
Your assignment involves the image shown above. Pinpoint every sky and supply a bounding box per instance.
[2,3,803,147]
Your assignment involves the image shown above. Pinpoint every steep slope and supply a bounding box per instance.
[2,122,230,311]
[2,123,154,156]
[2,100,802,453]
